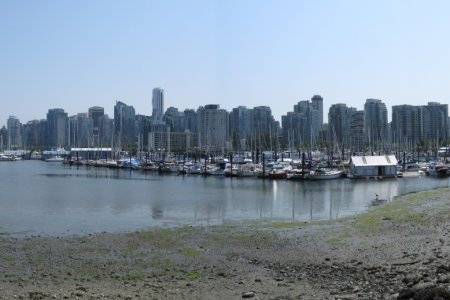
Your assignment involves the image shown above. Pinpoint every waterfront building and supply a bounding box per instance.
[364,99,388,150]
[88,106,104,147]
[349,155,398,178]
[114,101,136,149]
[7,116,22,150]
[197,104,229,153]
[46,108,68,148]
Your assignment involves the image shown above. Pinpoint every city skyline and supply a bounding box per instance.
[2,1,450,127]
[1,94,447,129]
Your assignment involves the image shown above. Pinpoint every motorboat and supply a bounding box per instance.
[308,168,343,180]
[44,155,65,162]
[427,163,449,177]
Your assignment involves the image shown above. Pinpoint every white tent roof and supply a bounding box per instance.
[350,155,397,167]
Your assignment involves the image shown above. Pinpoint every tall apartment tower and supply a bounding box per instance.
[391,105,422,146]
[364,99,388,148]
[311,95,324,130]
[421,102,448,145]
[197,104,229,152]
[76,113,94,148]
[7,116,22,150]
[114,101,136,149]
[47,108,68,148]
[350,110,365,152]
[230,106,252,150]
[152,88,164,117]
[328,104,353,148]
[88,106,105,147]
[281,96,323,148]
[184,109,197,133]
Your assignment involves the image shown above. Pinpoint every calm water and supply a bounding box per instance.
[1,160,449,237]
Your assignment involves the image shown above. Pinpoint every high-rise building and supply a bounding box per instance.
[421,102,448,145]
[76,113,94,148]
[7,116,22,150]
[311,95,324,131]
[99,114,114,147]
[114,101,136,149]
[152,88,164,117]
[328,104,354,148]
[251,106,277,150]
[184,109,197,133]
[88,106,104,147]
[230,106,252,150]
[391,105,422,146]
[23,120,43,149]
[47,108,68,148]
[281,111,308,149]
[135,114,151,150]
[364,99,388,148]
[164,107,184,133]
[282,96,323,148]
[197,104,229,152]
[349,110,365,152]
[0,126,7,152]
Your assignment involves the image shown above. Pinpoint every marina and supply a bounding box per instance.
[1,160,450,237]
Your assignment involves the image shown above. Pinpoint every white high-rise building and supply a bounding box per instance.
[152,88,164,117]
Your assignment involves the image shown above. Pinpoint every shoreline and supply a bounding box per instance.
[2,188,450,299]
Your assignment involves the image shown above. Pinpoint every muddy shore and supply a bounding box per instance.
[2,188,450,299]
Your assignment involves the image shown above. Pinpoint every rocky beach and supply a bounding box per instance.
[1,187,450,299]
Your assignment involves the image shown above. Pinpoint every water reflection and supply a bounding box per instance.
[1,161,450,236]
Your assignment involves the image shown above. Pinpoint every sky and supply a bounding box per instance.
[1,0,450,127]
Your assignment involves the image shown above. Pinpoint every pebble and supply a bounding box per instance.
[242,291,255,298]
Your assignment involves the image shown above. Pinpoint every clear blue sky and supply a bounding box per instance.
[1,0,450,127]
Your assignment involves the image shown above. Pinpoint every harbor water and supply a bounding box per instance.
[1,160,449,237]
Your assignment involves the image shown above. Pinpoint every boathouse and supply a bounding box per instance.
[349,155,398,178]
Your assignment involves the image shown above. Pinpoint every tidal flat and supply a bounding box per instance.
[2,188,450,299]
